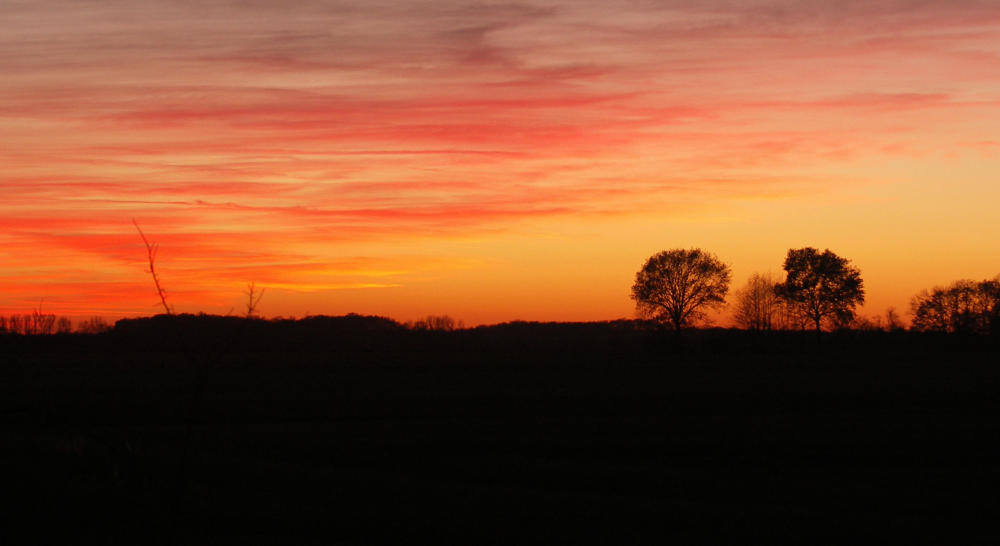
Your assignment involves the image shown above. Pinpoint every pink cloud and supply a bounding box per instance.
[4,0,1000,318]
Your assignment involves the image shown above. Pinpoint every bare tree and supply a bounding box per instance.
[133,219,173,315]
[631,248,732,331]
[56,316,73,334]
[244,282,265,318]
[885,307,904,332]
[8,315,24,334]
[78,316,111,334]
[29,304,56,335]
[410,315,461,331]
[848,313,885,332]
[773,299,808,331]
[732,272,783,331]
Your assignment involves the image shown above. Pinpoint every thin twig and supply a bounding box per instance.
[133,219,172,315]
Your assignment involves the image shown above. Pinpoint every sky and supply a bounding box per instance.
[2,0,1000,326]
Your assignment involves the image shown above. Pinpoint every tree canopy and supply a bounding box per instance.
[911,277,1000,335]
[631,248,731,331]
[777,247,864,335]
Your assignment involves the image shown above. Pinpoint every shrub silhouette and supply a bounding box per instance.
[408,315,462,331]
[77,316,112,334]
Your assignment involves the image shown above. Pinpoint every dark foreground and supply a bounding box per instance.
[3,316,999,544]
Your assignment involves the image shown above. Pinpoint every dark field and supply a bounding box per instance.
[3,316,999,544]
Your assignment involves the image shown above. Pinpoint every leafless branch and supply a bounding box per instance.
[133,219,172,315]
[245,281,265,318]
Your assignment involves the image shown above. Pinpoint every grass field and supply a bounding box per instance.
[3,318,999,544]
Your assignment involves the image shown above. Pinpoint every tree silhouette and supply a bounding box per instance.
[56,317,73,334]
[78,316,111,334]
[409,315,461,331]
[776,247,864,338]
[245,281,265,318]
[631,248,731,332]
[991,277,1000,337]
[885,307,904,332]
[133,219,172,315]
[732,272,783,331]
[910,277,1000,335]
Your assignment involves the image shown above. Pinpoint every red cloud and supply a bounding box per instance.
[4,0,1000,319]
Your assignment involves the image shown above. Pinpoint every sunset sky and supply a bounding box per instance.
[3,0,999,325]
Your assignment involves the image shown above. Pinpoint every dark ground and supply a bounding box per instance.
[2,316,999,544]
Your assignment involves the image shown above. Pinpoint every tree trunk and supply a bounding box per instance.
[671,315,683,348]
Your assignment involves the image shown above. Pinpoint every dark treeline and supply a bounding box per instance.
[3,312,997,365]
[911,277,1000,335]
[0,311,71,335]
[0,313,110,335]
[634,246,1000,339]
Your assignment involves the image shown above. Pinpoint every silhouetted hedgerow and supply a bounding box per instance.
[9,313,964,365]
[4,312,997,364]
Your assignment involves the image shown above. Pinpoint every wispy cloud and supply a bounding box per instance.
[3,0,1000,319]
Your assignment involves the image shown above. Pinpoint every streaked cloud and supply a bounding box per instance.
[2,0,1000,321]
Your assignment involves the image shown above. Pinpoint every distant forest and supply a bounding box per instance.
[1,313,997,362]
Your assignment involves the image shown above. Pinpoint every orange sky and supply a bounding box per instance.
[3,1,1000,325]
